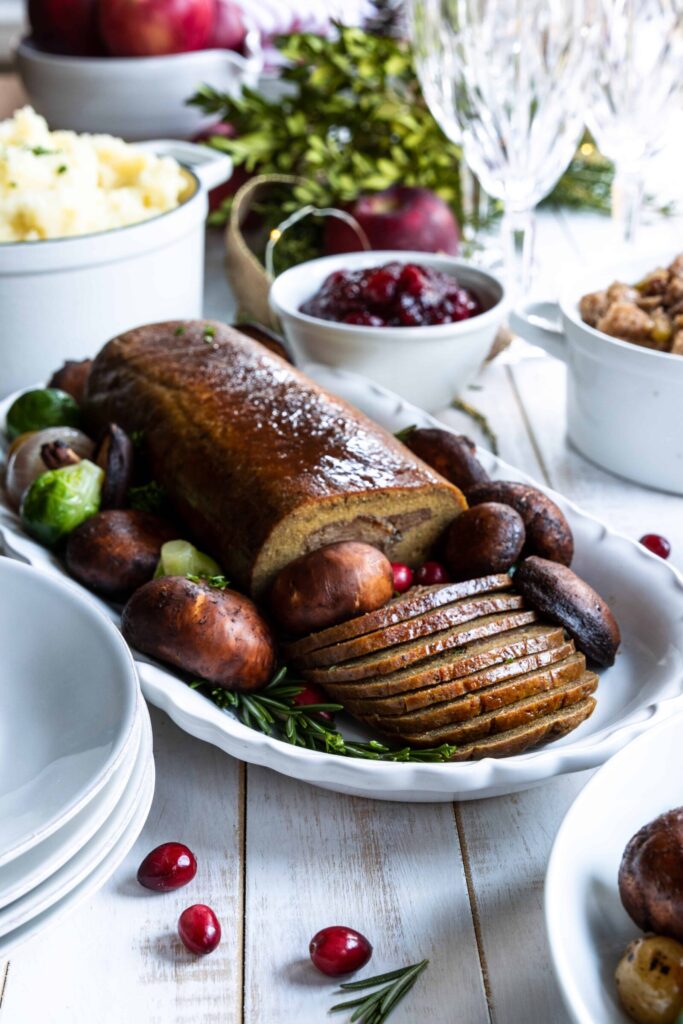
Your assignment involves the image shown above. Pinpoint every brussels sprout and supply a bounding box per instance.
[21,460,104,546]
[6,389,80,441]
[154,539,222,580]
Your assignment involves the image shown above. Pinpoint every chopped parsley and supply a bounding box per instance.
[203,325,217,343]
[57,164,68,175]
[173,326,186,336]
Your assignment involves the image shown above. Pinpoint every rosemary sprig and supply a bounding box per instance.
[189,669,457,763]
[330,960,430,1023]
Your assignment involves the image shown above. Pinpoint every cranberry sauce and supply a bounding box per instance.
[300,262,482,327]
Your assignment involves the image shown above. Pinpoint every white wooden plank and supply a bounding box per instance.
[0,709,244,1024]
[243,765,490,1024]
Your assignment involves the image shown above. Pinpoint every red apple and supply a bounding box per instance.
[210,0,246,51]
[324,186,460,256]
[28,0,104,55]
[100,0,215,57]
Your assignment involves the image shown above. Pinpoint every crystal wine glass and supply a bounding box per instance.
[409,0,596,296]
[586,0,683,244]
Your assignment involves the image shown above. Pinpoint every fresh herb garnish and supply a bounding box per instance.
[174,326,186,336]
[186,573,230,589]
[330,960,429,1023]
[203,325,216,343]
[30,145,57,156]
[394,425,417,443]
[57,164,68,175]
[127,480,168,516]
[189,669,457,762]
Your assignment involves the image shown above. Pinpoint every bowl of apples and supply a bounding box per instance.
[16,0,262,141]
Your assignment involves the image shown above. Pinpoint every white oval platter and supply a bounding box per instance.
[545,711,683,1024]
[2,366,683,802]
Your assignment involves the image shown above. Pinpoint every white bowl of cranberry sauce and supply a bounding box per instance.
[269,251,508,411]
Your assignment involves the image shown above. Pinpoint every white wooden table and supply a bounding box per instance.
[2,80,683,1023]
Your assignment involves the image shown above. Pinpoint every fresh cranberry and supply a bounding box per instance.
[293,683,334,722]
[178,905,221,955]
[137,843,197,892]
[414,560,450,585]
[309,926,373,976]
[391,562,414,593]
[639,533,671,559]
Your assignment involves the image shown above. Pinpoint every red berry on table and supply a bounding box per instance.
[639,533,671,559]
[137,842,197,892]
[293,683,334,722]
[178,904,222,955]
[391,562,414,593]
[309,926,373,976]
[414,560,450,585]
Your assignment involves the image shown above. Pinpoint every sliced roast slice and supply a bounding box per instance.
[317,625,566,700]
[349,651,586,732]
[335,640,577,718]
[297,592,526,669]
[396,672,598,746]
[448,697,596,760]
[284,574,513,658]
[303,610,538,684]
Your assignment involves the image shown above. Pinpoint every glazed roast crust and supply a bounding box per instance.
[84,321,466,594]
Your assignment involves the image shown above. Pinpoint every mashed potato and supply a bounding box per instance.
[0,107,191,242]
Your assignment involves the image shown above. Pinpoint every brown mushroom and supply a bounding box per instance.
[94,423,134,509]
[122,576,276,692]
[48,359,93,405]
[514,556,620,666]
[467,480,574,565]
[444,502,525,580]
[619,807,683,944]
[269,541,394,637]
[400,427,490,491]
[65,509,177,598]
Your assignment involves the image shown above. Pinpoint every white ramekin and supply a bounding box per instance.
[0,140,232,397]
[268,250,508,411]
[15,33,262,141]
[510,249,683,495]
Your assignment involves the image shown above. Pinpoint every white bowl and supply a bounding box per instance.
[0,558,140,865]
[0,139,232,398]
[269,251,508,411]
[510,248,683,494]
[15,34,262,141]
[545,712,683,1024]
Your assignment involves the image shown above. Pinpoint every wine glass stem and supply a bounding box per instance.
[502,206,536,299]
[612,165,644,245]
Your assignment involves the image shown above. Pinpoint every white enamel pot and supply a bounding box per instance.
[0,141,232,398]
[510,251,683,495]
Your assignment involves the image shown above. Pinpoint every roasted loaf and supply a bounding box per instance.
[292,577,601,757]
[84,321,466,595]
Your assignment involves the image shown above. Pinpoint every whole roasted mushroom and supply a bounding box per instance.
[399,427,489,491]
[94,423,134,509]
[444,502,525,580]
[467,480,574,565]
[66,509,176,598]
[122,576,276,692]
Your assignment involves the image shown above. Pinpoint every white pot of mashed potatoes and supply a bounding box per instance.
[0,107,232,396]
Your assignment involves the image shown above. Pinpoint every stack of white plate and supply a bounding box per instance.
[0,557,154,957]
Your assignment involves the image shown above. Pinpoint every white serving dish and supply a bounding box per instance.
[269,251,508,411]
[0,699,152,939]
[0,706,154,957]
[3,369,683,802]
[0,139,232,398]
[0,559,140,864]
[0,694,142,910]
[545,712,683,1024]
[510,248,683,495]
[15,33,261,141]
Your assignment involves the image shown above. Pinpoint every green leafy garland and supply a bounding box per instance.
[190,23,614,250]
